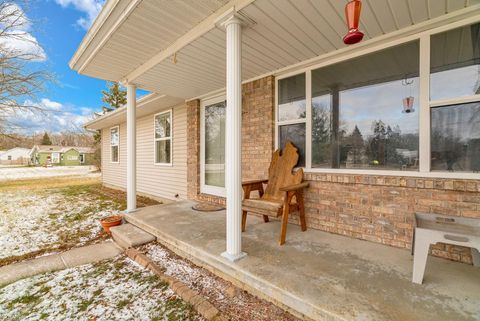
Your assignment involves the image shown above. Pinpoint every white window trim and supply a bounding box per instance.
[51,152,60,164]
[110,125,120,164]
[153,109,173,166]
[79,154,85,164]
[274,16,480,180]
[200,94,226,197]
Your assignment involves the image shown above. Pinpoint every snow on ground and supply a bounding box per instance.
[144,243,297,321]
[0,256,203,321]
[0,166,99,181]
[0,185,121,260]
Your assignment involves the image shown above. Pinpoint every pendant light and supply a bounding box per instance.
[343,0,364,45]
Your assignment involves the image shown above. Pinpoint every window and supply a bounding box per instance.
[277,73,306,167]
[154,110,172,165]
[110,126,119,163]
[79,154,85,163]
[274,21,480,177]
[51,152,60,164]
[430,23,480,101]
[311,41,419,171]
[7,155,11,160]
[430,23,480,173]
[431,103,480,172]
[201,98,226,196]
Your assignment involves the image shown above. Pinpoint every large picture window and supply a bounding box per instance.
[311,41,419,171]
[110,126,119,163]
[275,21,480,177]
[154,110,172,165]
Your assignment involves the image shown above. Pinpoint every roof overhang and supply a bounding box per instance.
[71,0,480,102]
[84,93,184,130]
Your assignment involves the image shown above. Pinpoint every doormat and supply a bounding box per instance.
[192,203,225,212]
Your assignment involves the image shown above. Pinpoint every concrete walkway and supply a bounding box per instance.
[0,242,122,286]
[126,201,480,321]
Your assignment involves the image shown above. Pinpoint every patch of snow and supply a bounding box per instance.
[0,256,203,320]
[0,166,99,181]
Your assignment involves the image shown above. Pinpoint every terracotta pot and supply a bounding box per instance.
[100,215,122,234]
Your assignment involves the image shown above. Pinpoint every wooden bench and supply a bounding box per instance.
[412,213,480,284]
[242,142,309,245]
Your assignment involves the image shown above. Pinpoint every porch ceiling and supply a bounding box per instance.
[71,0,480,100]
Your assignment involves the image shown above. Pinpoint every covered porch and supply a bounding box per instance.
[124,201,480,321]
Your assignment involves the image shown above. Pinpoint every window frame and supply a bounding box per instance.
[79,153,85,164]
[110,125,120,164]
[274,16,480,179]
[153,109,173,166]
[200,94,226,197]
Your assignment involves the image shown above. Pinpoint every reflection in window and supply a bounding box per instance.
[110,127,119,163]
[205,101,226,187]
[311,41,420,170]
[431,102,480,172]
[154,111,172,164]
[278,74,306,121]
[279,123,305,167]
[430,23,480,101]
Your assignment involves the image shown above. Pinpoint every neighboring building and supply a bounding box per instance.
[0,147,33,165]
[32,145,95,166]
[76,0,480,266]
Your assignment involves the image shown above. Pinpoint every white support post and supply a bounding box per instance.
[126,83,137,212]
[221,13,246,262]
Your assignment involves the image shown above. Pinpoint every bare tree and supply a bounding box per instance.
[0,1,50,135]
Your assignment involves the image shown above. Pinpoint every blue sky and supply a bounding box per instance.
[9,0,108,134]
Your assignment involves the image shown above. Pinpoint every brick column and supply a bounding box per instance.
[186,99,200,200]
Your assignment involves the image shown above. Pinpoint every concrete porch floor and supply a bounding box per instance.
[125,201,480,321]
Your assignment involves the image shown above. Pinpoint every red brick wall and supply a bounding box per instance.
[186,75,480,264]
[302,173,480,264]
[186,76,275,205]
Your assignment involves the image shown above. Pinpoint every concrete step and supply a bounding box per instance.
[111,223,156,249]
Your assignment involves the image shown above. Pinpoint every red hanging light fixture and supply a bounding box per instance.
[343,0,364,45]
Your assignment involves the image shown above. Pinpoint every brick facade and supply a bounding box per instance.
[186,75,480,264]
[186,75,275,206]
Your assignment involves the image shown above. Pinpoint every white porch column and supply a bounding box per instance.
[126,83,137,212]
[221,14,246,262]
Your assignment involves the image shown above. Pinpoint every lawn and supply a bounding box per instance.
[0,256,202,321]
[0,176,158,266]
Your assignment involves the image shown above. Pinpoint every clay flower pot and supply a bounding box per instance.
[100,215,122,235]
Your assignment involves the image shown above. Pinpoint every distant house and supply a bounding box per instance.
[0,147,33,165]
[32,145,95,166]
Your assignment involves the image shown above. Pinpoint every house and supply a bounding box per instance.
[0,147,33,165]
[32,145,95,166]
[75,1,480,318]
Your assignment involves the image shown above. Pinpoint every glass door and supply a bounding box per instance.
[200,96,226,196]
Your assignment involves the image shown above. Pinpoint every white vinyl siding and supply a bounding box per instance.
[101,104,187,201]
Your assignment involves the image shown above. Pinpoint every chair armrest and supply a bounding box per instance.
[279,182,309,192]
[242,179,268,186]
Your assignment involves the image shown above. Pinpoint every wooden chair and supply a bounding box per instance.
[242,142,309,245]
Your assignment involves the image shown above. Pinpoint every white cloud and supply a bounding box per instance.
[6,98,96,134]
[0,3,46,61]
[55,0,105,30]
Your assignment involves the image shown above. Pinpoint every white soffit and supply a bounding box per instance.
[73,0,480,100]
[84,94,184,130]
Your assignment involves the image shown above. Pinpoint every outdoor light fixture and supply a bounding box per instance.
[343,0,364,45]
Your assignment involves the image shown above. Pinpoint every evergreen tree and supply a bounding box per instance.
[41,132,52,145]
[101,82,127,111]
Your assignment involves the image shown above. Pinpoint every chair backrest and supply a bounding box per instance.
[263,142,303,202]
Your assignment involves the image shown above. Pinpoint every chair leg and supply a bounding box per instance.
[263,215,269,223]
[279,206,289,245]
[297,192,307,232]
[242,210,247,232]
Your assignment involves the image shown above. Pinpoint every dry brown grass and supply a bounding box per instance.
[0,175,102,192]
